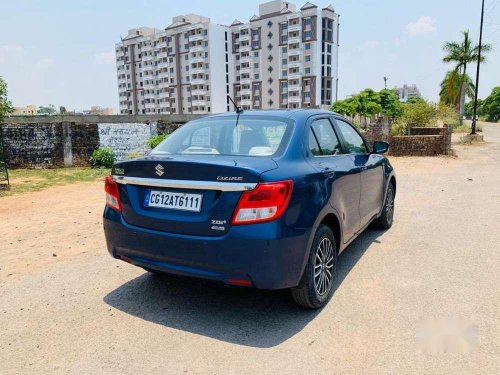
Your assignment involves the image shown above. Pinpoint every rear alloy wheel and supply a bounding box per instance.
[374,183,395,229]
[291,225,337,309]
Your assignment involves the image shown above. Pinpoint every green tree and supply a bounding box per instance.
[464,99,483,119]
[330,97,357,118]
[37,104,57,115]
[439,69,475,109]
[442,30,492,124]
[0,76,14,123]
[355,89,382,119]
[379,88,403,119]
[482,86,500,122]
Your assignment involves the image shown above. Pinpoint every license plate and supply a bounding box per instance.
[144,190,203,212]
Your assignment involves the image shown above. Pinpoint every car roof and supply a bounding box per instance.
[205,108,342,122]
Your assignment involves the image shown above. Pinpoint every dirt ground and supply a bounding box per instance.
[1,123,499,374]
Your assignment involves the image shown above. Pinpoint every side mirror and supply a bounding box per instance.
[372,141,389,154]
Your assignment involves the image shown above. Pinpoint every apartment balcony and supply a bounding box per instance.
[240,89,252,96]
[190,56,205,64]
[159,101,170,108]
[142,55,154,62]
[157,41,167,48]
[158,72,169,79]
[240,56,251,64]
[239,34,250,42]
[191,99,207,106]
[241,99,252,106]
[288,23,301,32]
[144,82,156,89]
[191,67,206,75]
[240,67,251,75]
[288,49,301,56]
[288,84,301,91]
[239,45,251,53]
[190,33,205,42]
[288,96,301,103]
[144,93,157,100]
[117,77,127,84]
[190,45,205,53]
[288,73,301,80]
[191,77,207,85]
[191,89,207,96]
[288,36,301,45]
[240,78,252,85]
[141,45,153,52]
[253,100,261,107]
[145,102,157,109]
[157,51,168,58]
[192,109,208,115]
[288,61,301,69]
[158,81,169,88]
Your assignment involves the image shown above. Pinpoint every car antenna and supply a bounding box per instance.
[227,95,243,114]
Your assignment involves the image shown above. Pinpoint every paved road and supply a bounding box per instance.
[1,124,499,374]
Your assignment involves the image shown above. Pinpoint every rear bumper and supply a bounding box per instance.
[103,207,311,290]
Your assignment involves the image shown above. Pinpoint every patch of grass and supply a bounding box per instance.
[453,123,483,133]
[0,167,110,197]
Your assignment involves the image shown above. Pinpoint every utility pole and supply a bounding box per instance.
[383,76,388,89]
[471,0,485,135]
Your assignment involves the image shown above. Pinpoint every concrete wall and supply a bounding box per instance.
[1,115,201,168]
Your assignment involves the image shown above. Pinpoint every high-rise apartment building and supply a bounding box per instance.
[116,16,232,115]
[115,1,339,114]
[230,1,339,110]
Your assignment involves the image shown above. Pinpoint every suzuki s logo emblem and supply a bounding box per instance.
[155,164,165,176]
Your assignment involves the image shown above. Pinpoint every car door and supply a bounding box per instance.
[306,116,361,244]
[333,118,385,229]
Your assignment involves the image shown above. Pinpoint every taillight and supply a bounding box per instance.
[231,180,293,225]
[105,175,122,212]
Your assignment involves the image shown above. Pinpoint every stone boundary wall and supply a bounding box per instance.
[1,115,201,168]
[361,122,453,157]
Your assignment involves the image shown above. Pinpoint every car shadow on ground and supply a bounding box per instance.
[104,228,383,348]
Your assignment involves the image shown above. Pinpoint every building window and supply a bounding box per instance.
[305,43,311,50]
[254,51,259,57]
[305,67,311,74]
[282,58,287,65]
[254,74,260,80]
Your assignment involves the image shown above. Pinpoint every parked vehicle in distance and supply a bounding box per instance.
[103,109,396,308]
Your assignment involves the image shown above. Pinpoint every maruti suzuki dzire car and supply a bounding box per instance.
[103,109,396,308]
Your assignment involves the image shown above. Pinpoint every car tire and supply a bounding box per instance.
[291,224,337,309]
[374,183,395,230]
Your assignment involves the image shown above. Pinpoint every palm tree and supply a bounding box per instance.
[439,69,475,108]
[442,30,491,124]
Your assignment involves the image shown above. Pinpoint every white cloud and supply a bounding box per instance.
[95,51,115,65]
[405,16,436,36]
[0,45,24,64]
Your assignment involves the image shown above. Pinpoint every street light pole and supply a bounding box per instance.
[471,0,485,135]
[383,76,388,89]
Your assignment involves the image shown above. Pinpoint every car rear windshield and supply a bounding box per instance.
[151,117,293,157]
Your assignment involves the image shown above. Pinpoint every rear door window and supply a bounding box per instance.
[310,119,342,156]
[334,119,368,154]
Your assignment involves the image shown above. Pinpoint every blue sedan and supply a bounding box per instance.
[103,109,396,308]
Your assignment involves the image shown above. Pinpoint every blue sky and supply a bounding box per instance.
[1,0,499,111]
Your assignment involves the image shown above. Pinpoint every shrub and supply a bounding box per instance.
[126,150,145,160]
[90,147,115,168]
[401,100,438,128]
[437,104,460,128]
[147,134,168,149]
[391,121,409,136]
